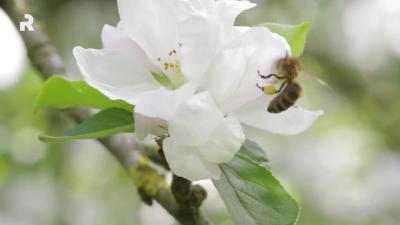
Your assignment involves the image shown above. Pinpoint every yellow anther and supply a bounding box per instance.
[263,85,277,95]
[168,50,177,56]
[169,63,175,68]
[164,63,169,70]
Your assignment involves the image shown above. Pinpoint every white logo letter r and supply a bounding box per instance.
[20,14,34,32]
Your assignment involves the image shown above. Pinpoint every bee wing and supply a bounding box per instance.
[300,70,333,90]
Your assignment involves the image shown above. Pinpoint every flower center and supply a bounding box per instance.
[153,44,186,90]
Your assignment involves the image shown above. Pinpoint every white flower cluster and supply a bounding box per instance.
[73,0,322,181]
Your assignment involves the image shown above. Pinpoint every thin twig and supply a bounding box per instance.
[1,1,211,224]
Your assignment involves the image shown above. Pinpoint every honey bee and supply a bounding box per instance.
[256,54,304,113]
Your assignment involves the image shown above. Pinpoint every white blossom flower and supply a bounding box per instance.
[0,8,27,90]
[73,0,322,181]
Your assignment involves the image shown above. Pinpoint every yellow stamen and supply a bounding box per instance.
[168,50,177,56]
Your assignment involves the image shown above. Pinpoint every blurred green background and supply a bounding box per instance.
[1,0,400,224]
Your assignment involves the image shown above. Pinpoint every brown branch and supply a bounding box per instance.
[156,139,210,225]
[171,175,209,225]
[0,0,65,78]
[1,1,211,224]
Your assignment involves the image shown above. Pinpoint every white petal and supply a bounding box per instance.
[134,83,197,120]
[220,29,289,112]
[177,0,256,84]
[134,83,196,139]
[180,14,221,83]
[197,115,245,163]
[0,8,26,90]
[203,48,248,110]
[215,0,256,27]
[177,0,253,84]
[171,0,214,18]
[163,138,221,181]
[134,113,167,140]
[225,27,289,51]
[219,46,286,113]
[101,24,160,73]
[173,0,255,27]
[101,24,133,50]
[240,125,281,154]
[117,0,180,62]
[73,47,159,104]
[234,96,323,135]
[204,27,289,113]
[166,92,244,173]
[168,92,225,146]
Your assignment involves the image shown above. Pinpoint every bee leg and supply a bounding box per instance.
[285,51,290,59]
[276,81,288,93]
[266,74,285,79]
[257,70,284,79]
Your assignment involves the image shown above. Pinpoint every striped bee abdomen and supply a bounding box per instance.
[267,81,303,113]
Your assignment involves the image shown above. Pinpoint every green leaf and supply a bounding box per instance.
[260,21,310,57]
[213,141,300,225]
[39,108,134,143]
[34,76,133,113]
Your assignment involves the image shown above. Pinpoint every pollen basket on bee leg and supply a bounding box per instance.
[263,85,277,95]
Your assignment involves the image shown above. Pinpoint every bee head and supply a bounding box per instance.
[277,57,303,79]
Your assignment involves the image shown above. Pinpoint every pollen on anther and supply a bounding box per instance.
[168,50,177,56]
[169,63,175,68]
[164,63,169,70]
